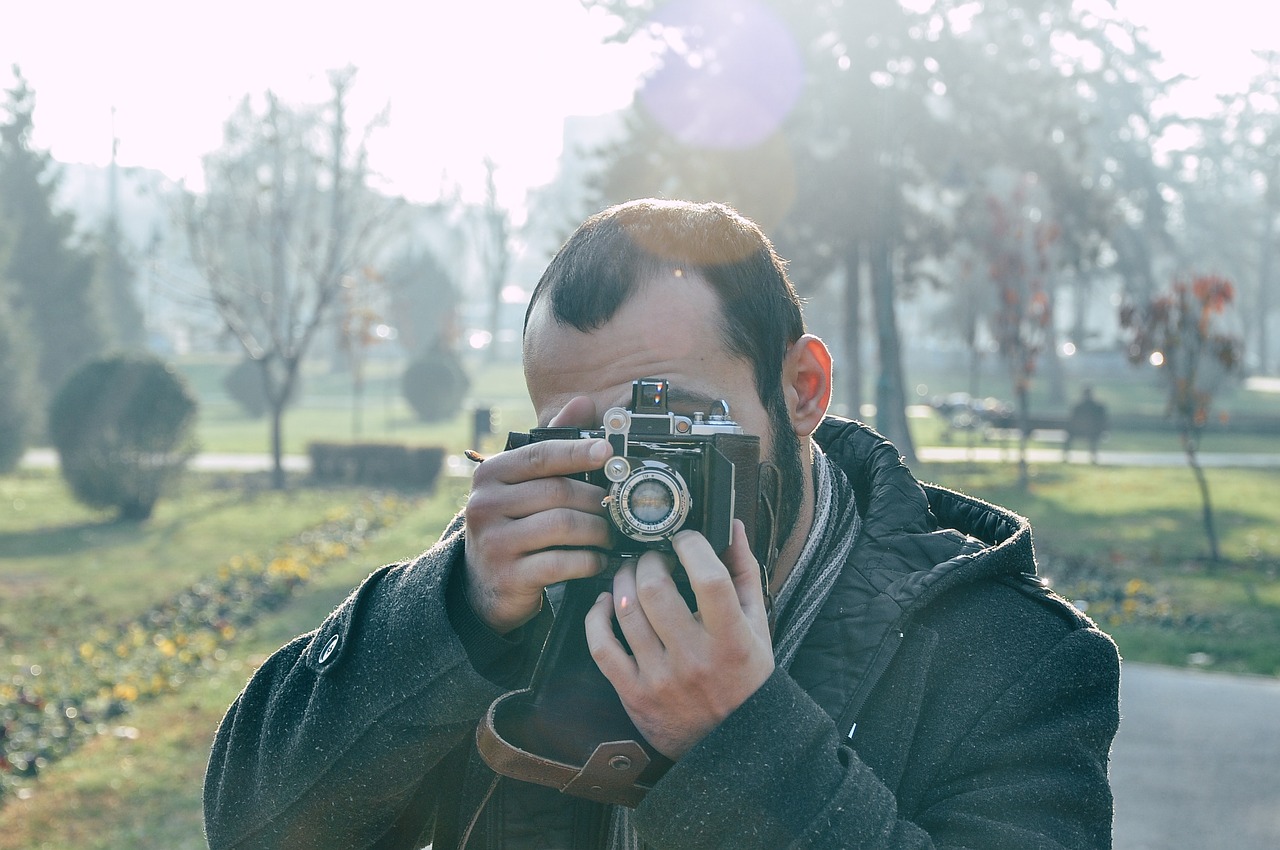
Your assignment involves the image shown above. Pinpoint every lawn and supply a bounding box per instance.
[920,461,1280,677]
[0,470,469,849]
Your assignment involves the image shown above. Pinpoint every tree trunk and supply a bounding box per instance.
[1043,328,1066,408]
[270,401,286,491]
[267,357,302,491]
[869,239,916,463]
[1258,186,1275,374]
[351,360,364,439]
[1043,284,1065,408]
[841,242,864,419]
[1182,431,1221,563]
[1015,382,1031,491]
[1069,269,1092,352]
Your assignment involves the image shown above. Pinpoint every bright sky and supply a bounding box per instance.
[0,0,654,212]
[1115,0,1277,116]
[1,0,1276,213]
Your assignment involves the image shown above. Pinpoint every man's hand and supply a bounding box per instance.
[464,397,612,634]
[584,520,775,760]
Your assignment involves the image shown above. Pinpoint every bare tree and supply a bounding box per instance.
[184,68,397,487]
[478,157,510,362]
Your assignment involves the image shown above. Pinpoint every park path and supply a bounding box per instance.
[916,445,1280,467]
[20,448,309,473]
[21,446,1280,472]
[1112,663,1280,850]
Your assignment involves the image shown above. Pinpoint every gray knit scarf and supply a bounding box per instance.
[607,445,860,849]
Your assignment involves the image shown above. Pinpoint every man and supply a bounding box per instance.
[1065,387,1109,464]
[204,200,1119,849]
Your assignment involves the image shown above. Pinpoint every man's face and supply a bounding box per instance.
[523,269,808,562]
[523,269,774,454]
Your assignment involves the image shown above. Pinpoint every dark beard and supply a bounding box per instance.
[767,396,806,566]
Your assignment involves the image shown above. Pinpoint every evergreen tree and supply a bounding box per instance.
[93,209,147,351]
[0,66,109,400]
[0,232,39,473]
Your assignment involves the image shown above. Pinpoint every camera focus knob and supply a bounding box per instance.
[604,408,630,432]
[603,456,631,482]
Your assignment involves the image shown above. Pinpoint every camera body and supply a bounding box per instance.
[520,378,760,556]
[481,379,776,805]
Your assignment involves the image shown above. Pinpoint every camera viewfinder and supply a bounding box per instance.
[631,379,668,413]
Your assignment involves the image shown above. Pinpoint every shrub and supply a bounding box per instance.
[308,442,445,489]
[49,353,199,521]
[401,346,470,423]
[222,356,300,418]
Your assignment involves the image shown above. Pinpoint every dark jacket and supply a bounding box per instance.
[204,418,1120,849]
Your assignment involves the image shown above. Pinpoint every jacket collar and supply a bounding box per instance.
[786,417,1035,729]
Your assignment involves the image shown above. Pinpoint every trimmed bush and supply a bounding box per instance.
[308,442,445,490]
[49,353,199,521]
[222,357,300,419]
[401,346,470,423]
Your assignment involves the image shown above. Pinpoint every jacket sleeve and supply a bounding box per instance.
[202,519,547,850]
[633,619,1120,850]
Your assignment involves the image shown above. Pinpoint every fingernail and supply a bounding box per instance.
[589,439,612,462]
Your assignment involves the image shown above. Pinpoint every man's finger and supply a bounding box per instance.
[612,561,667,660]
[466,474,610,527]
[669,524,761,633]
[477,435,612,486]
[585,591,639,685]
[723,519,768,620]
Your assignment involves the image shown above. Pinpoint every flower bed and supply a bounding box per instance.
[0,493,413,803]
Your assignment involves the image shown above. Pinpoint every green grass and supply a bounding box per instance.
[0,471,467,850]
[920,461,1280,677]
[917,463,1279,562]
[0,471,443,658]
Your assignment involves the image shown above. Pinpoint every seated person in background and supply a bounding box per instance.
[203,199,1120,850]
[1066,386,1109,463]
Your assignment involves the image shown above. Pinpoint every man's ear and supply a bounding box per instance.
[783,334,833,437]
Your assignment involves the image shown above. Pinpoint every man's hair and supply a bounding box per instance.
[524,199,806,407]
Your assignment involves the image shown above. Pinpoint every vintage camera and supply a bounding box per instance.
[519,378,761,556]
[481,379,777,807]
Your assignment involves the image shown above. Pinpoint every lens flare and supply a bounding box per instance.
[639,0,804,149]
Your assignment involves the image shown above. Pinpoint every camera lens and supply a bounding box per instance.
[608,462,692,543]
[628,480,674,524]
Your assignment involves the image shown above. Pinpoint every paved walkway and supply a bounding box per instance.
[916,445,1280,467]
[20,448,309,473]
[22,446,1280,472]
[1112,663,1280,849]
